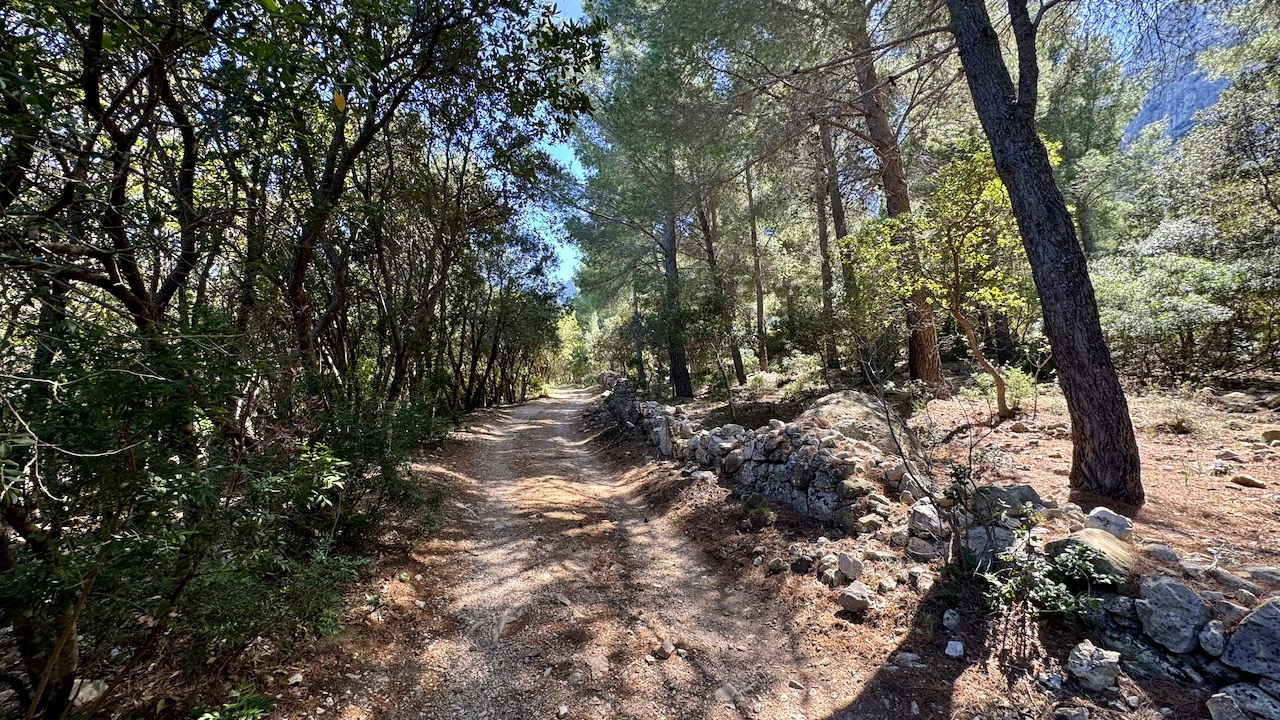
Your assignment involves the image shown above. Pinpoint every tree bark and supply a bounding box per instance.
[662,210,694,398]
[696,198,747,385]
[745,165,769,371]
[846,8,945,391]
[947,0,1143,505]
[815,166,841,371]
[1075,196,1099,253]
[730,346,747,385]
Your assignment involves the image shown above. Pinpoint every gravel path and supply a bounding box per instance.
[278,389,832,720]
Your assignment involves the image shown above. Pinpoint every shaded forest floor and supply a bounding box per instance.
[254,381,1277,720]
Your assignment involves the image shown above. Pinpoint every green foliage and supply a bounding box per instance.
[1092,240,1247,377]
[0,0,600,714]
[968,489,1115,617]
[913,136,1035,320]
[741,504,775,529]
[554,313,594,386]
[839,222,903,349]
[1093,1,1280,379]
[194,686,275,720]
[981,543,1114,617]
[1037,27,1142,253]
[958,367,1038,411]
[775,353,826,401]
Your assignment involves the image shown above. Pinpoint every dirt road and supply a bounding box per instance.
[276,389,843,720]
[271,385,1280,720]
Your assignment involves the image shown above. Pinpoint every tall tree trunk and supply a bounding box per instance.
[745,165,768,371]
[820,122,849,244]
[815,168,840,371]
[1075,196,1099,253]
[992,311,1016,366]
[820,121,859,334]
[696,199,747,385]
[947,0,1143,505]
[631,285,648,391]
[847,14,945,391]
[661,211,694,398]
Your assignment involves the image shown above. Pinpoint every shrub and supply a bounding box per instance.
[957,367,1036,411]
[741,504,776,529]
[195,686,274,720]
[777,353,826,400]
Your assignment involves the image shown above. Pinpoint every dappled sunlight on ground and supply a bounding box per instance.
[273,390,823,720]
[269,385,1274,720]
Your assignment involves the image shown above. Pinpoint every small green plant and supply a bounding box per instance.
[194,686,274,720]
[980,546,1114,617]
[1001,368,1036,411]
[1151,396,1199,435]
[943,461,1113,620]
[741,504,776,529]
[958,367,1036,412]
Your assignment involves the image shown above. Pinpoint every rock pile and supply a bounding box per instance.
[600,376,936,535]
[1203,388,1280,412]
[1083,538,1280,719]
[599,376,1280,719]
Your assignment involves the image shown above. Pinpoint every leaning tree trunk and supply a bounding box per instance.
[949,302,1012,419]
[947,0,1143,505]
[849,10,945,392]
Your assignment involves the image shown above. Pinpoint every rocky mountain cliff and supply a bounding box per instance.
[1125,6,1230,140]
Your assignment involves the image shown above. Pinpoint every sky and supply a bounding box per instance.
[547,0,586,293]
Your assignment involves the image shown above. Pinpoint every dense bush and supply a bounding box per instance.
[0,0,599,716]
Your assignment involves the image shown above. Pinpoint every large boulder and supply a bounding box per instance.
[1068,639,1122,691]
[799,390,927,465]
[1135,575,1211,654]
[1206,683,1280,720]
[1222,599,1280,682]
[1044,529,1136,579]
[971,484,1045,519]
[1085,507,1135,542]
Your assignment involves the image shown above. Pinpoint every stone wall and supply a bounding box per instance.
[598,375,1280,720]
[600,375,933,537]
